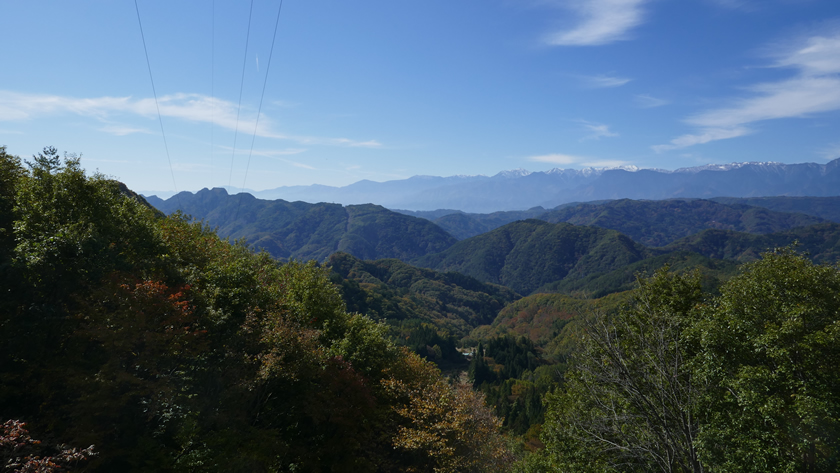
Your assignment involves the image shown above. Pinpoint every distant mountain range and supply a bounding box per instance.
[144,187,840,301]
[144,158,840,213]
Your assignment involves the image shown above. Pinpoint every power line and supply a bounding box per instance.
[235,0,286,222]
[133,0,181,208]
[228,0,255,187]
[210,0,215,184]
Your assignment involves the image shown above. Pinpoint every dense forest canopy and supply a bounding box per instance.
[0,147,511,472]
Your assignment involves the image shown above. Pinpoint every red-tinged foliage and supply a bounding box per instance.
[1,420,95,472]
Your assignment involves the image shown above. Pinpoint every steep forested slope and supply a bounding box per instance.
[540,198,822,246]
[149,187,458,261]
[329,252,519,339]
[413,219,649,295]
[711,196,840,223]
[662,222,840,264]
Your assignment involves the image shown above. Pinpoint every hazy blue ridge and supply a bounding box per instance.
[200,159,840,213]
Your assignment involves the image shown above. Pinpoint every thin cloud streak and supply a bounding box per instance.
[580,121,619,140]
[99,125,153,136]
[654,29,840,152]
[818,142,840,160]
[528,153,582,165]
[544,0,650,46]
[0,91,382,148]
[635,94,669,108]
[576,73,632,88]
[653,127,752,153]
[527,153,630,168]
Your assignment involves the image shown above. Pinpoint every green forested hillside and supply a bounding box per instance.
[540,198,822,246]
[432,207,549,240]
[150,188,458,261]
[421,198,823,244]
[413,219,649,295]
[328,252,519,340]
[663,222,840,264]
[712,195,840,223]
[0,148,512,472]
[535,250,739,297]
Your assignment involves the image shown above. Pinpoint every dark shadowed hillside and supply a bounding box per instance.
[148,187,458,261]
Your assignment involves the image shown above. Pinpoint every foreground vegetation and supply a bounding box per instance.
[519,250,840,472]
[0,147,511,472]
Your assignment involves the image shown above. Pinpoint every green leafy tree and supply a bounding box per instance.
[539,268,705,472]
[694,248,840,472]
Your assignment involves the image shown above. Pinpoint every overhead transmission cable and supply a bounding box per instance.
[227,0,256,188]
[234,0,285,221]
[133,0,181,208]
[210,0,215,183]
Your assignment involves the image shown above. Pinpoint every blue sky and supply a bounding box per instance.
[2,0,840,194]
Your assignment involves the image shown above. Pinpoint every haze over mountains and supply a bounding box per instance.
[146,158,840,213]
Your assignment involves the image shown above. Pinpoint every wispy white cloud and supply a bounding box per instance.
[654,27,840,152]
[527,152,630,168]
[818,142,840,160]
[529,153,582,165]
[98,125,153,136]
[246,148,308,158]
[652,127,751,153]
[580,159,631,167]
[634,94,669,108]
[0,91,381,148]
[579,121,619,140]
[575,73,632,88]
[544,0,650,46]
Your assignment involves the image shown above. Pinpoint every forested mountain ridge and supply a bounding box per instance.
[147,187,457,261]
[425,198,825,243]
[661,222,840,263]
[711,195,840,223]
[412,219,650,295]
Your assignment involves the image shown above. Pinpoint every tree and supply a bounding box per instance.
[540,268,705,472]
[694,248,840,472]
[383,349,513,473]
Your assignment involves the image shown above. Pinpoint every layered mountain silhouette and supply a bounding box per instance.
[173,158,840,213]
